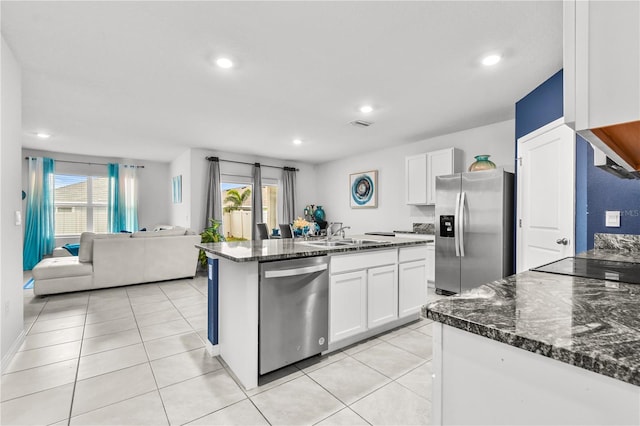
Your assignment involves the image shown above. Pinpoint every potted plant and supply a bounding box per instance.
[199,218,226,268]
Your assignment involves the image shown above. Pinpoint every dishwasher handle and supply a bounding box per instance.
[264,263,328,278]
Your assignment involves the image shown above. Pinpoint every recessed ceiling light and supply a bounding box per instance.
[215,57,234,69]
[36,132,51,139]
[481,54,501,66]
[293,139,302,146]
[359,105,374,114]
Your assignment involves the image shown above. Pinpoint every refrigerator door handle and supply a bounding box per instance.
[459,191,466,257]
[454,192,461,257]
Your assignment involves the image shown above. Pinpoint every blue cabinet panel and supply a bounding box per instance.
[515,69,564,139]
[207,258,219,345]
[575,136,589,252]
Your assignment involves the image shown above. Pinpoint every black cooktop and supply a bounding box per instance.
[531,257,640,284]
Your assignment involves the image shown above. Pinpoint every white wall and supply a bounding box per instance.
[315,120,515,234]
[1,37,25,368]
[22,149,171,244]
[169,148,317,233]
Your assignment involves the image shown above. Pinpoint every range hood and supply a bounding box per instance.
[592,143,640,180]
[579,120,640,179]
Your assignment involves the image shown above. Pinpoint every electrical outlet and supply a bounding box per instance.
[15,210,21,226]
[606,210,620,227]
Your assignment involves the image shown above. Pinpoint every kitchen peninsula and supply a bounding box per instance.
[198,235,430,390]
[427,234,640,425]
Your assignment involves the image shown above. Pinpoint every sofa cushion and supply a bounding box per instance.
[93,233,134,240]
[33,257,93,280]
[78,232,96,263]
[132,228,186,238]
[79,232,132,262]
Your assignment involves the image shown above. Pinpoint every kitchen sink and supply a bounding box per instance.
[302,238,390,248]
[303,240,353,247]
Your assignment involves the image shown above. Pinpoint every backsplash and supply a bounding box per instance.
[594,233,640,252]
[413,223,435,235]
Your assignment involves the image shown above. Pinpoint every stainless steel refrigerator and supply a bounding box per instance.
[435,169,514,295]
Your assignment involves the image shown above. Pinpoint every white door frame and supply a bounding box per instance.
[516,117,575,273]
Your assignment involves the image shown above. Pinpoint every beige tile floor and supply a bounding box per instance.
[2,275,442,426]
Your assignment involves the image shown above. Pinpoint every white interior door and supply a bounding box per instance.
[517,122,575,273]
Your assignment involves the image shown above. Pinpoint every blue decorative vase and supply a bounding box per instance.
[468,155,496,172]
[314,205,326,222]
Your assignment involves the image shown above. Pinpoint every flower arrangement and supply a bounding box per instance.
[292,217,310,230]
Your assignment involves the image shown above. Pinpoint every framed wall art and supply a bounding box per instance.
[349,170,377,208]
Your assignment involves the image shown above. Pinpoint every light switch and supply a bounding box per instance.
[14,211,21,226]
[605,210,620,227]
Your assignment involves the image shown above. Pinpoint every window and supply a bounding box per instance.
[55,174,108,236]
[220,175,279,240]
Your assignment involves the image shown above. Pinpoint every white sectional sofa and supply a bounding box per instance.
[32,228,201,296]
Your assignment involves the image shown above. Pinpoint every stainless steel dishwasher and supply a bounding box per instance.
[259,255,329,375]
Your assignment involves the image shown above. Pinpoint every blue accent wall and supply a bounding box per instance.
[515,70,564,139]
[584,140,640,245]
[515,69,564,265]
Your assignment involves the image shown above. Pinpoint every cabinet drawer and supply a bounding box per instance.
[330,249,397,274]
[399,246,428,263]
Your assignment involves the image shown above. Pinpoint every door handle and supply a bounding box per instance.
[264,263,327,278]
[556,238,569,246]
[459,192,466,257]
[454,192,461,257]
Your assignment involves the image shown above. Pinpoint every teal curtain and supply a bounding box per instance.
[23,157,56,270]
[107,163,120,232]
[108,163,138,232]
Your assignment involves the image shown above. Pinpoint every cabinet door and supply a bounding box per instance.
[367,265,398,329]
[573,1,640,130]
[427,148,455,205]
[406,154,428,205]
[398,260,427,317]
[426,245,435,284]
[330,270,367,343]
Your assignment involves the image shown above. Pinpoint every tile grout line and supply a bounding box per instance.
[301,363,373,426]
[65,293,91,426]
[127,285,172,426]
[304,353,392,416]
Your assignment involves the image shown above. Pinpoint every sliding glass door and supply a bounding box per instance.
[220,176,278,240]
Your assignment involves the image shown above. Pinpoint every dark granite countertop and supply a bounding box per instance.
[197,235,429,263]
[427,248,640,386]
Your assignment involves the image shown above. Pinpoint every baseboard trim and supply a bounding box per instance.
[205,340,220,357]
[326,313,421,353]
[1,329,25,373]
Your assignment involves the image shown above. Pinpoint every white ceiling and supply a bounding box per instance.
[1,1,563,164]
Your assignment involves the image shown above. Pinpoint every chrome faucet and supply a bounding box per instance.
[327,222,350,240]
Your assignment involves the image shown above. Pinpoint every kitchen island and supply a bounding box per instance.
[198,235,431,390]
[427,243,640,425]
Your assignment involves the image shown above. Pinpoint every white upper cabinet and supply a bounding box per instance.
[565,0,640,130]
[406,148,461,205]
[406,153,428,204]
[426,148,461,205]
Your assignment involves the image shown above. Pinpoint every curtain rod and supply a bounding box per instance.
[206,156,299,172]
[24,157,144,168]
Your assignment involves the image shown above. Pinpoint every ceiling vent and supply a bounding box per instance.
[350,120,373,128]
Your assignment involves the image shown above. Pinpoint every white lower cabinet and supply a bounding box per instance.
[329,270,367,343]
[329,247,428,345]
[367,265,398,328]
[426,245,435,284]
[398,260,427,317]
